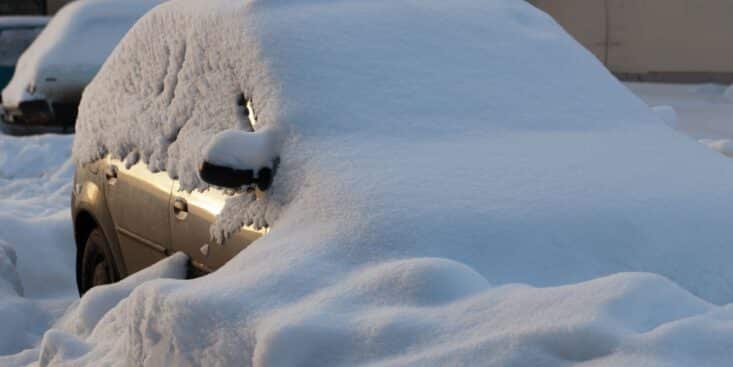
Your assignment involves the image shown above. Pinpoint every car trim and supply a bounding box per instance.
[116,226,168,254]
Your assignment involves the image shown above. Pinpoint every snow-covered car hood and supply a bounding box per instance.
[0,0,165,108]
[66,0,733,365]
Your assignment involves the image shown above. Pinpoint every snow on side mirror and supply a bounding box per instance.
[199,128,279,191]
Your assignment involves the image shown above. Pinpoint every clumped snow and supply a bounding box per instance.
[1,0,166,108]
[203,128,279,174]
[0,0,726,366]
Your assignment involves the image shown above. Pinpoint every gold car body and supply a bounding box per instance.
[71,156,265,285]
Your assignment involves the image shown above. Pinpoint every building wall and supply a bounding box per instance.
[531,0,733,82]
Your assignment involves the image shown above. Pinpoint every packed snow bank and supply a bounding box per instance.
[0,247,68,356]
[0,254,188,366]
[18,270,733,367]
[0,134,76,356]
[57,253,188,339]
[1,0,165,108]
[55,0,733,365]
[0,134,75,297]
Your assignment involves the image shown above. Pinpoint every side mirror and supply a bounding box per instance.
[198,159,277,190]
[198,128,279,191]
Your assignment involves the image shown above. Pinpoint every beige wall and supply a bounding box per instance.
[531,0,733,81]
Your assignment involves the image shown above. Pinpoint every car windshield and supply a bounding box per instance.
[0,25,44,66]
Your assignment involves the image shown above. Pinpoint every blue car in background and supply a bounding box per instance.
[1,0,165,136]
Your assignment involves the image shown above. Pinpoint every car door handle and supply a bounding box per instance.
[104,165,118,184]
[173,197,188,220]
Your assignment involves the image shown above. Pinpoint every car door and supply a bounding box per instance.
[103,157,174,274]
[169,182,264,272]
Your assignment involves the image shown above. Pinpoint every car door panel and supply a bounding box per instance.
[169,183,264,270]
[103,158,174,274]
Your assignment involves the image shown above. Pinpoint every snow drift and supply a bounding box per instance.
[3,0,723,365]
[0,134,76,357]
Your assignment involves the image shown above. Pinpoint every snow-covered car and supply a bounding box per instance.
[72,118,272,293]
[0,16,48,91]
[0,0,165,135]
[63,0,733,365]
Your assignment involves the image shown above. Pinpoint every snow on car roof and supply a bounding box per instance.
[65,0,733,365]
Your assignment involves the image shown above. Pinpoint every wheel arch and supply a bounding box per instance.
[73,210,98,292]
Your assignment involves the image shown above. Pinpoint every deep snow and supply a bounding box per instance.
[0,0,733,366]
[0,133,76,357]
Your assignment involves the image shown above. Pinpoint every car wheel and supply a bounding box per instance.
[80,228,119,294]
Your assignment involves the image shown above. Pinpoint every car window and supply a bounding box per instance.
[0,27,43,66]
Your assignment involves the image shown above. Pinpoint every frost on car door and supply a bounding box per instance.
[103,157,173,273]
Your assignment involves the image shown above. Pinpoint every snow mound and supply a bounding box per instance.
[0,133,72,179]
[23,269,733,367]
[0,134,75,297]
[0,254,188,367]
[1,0,166,107]
[0,133,77,357]
[57,252,188,338]
[56,0,733,365]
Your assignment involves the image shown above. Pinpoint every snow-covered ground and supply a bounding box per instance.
[1,0,733,365]
[0,133,75,357]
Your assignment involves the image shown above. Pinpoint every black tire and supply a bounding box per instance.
[79,228,119,295]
